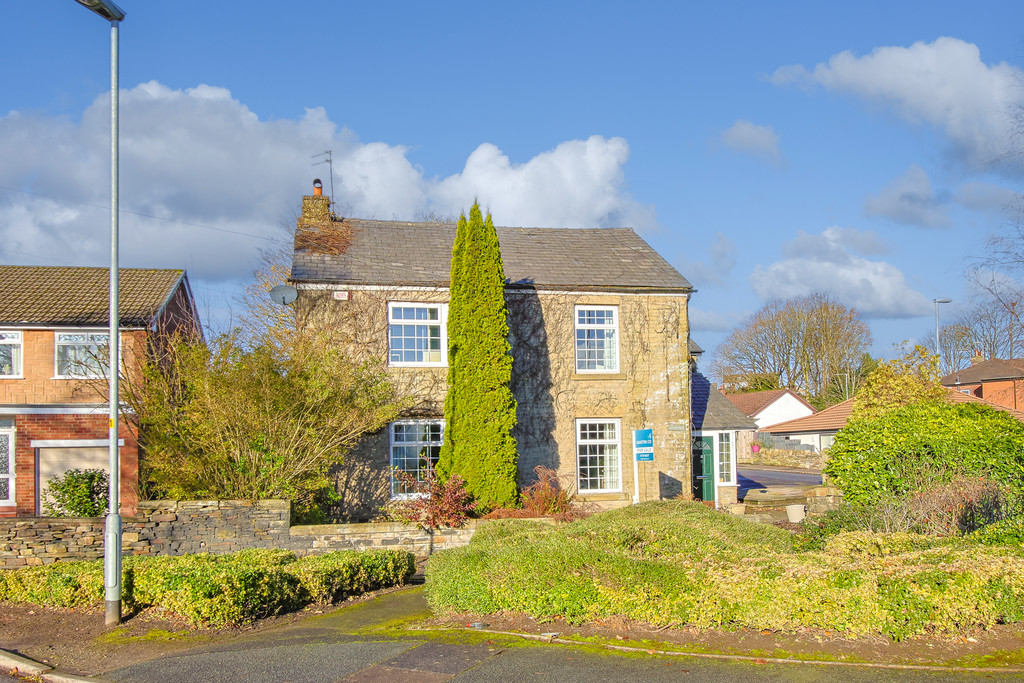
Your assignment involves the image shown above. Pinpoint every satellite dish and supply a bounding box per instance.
[269,284,298,306]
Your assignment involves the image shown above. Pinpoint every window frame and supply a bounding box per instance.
[388,419,444,499]
[0,428,14,506]
[574,305,620,373]
[575,418,622,494]
[717,431,735,486]
[53,330,112,380]
[387,302,448,368]
[0,330,23,378]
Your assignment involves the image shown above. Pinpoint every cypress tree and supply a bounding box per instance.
[437,202,518,509]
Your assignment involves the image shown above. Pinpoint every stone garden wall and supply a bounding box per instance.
[0,499,476,568]
[738,447,825,470]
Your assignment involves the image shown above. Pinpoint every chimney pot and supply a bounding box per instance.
[313,178,323,196]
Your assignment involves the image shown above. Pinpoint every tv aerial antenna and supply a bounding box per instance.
[312,150,336,206]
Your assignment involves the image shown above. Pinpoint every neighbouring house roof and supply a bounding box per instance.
[692,372,757,431]
[725,389,816,419]
[760,398,853,434]
[761,388,1024,435]
[291,219,693,292]
[941,358,1024,386]
[688,338,704,356]
[0,266,187,328]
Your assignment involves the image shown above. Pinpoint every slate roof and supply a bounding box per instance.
[0,266,185,328]
[692,371,757,431]
[761,389,1024,434]
[291,219,692,292]
[940,358,1024,386]
[725,389,815,419]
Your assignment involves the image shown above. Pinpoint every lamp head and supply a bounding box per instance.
[74,0,125,21]
[934,298,952,304]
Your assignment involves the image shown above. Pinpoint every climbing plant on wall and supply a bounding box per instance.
[437,202,519,509]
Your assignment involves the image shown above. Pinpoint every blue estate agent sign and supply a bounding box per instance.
[634,428,654,461]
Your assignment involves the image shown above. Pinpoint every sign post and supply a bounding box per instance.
[633,428,654,504]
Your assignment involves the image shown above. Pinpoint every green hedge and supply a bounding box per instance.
[825,401,1024,504]
[426,501,1024,640]
[0,548,415,627]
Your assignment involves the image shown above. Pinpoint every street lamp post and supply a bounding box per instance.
[934,298,952,373]
[74,0,126,628]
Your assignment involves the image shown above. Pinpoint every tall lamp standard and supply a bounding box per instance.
[74,0,125,628]
[934,298,952,373]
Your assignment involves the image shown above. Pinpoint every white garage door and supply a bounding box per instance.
[37,447,108,514]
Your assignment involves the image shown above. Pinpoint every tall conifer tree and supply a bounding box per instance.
[437,203,518,508]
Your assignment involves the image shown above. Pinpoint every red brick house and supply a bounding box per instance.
[941,356,1024,412]
[0,267,201,518]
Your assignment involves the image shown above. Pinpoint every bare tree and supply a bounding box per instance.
[711,294,872,403]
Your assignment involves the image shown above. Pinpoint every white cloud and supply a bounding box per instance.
[0,82,655,286]
[750,227,930,318]
[771,37,1024,173]
[955,181,1021,214]
[432,137,656,230]
[864,165,951,227]
[721,120,783,166]
[679,232,737,287]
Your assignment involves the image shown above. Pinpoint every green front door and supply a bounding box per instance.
[693,436,715,501]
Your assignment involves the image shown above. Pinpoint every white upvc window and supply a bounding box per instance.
[388,302,447,367]
[575,305,619,372]
[54,331,110,379]
[0,429,14,506]
[0,331,22,377]
[576,418,621,493]
[389,420,444,498]
[718,431,735,486]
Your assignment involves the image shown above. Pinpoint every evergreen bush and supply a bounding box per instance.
[825,401,1024,505]
[437,203,518,509]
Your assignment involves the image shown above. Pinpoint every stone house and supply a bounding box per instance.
[289,189,698,518]
[0,266,201,518]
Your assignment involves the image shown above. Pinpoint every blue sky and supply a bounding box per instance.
[2,1,1023,365]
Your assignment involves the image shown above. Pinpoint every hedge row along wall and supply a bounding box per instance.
[0,500,475,568]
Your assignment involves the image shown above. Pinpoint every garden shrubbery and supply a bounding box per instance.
[825,401,1024,505]
[0,548,415,627]
[426,501,1024,640]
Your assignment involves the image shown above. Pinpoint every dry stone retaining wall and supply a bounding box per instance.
[0,499,475,568]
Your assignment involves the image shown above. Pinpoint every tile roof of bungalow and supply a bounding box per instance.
[761,388,1024,435]
[940,358,1024,386]
[0,266,190,328]
[725,389,816,419]
[692,372,757,431]
[290,219,693,293]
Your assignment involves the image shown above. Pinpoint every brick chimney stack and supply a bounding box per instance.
[300,178,332,228]
[970,350,985,365]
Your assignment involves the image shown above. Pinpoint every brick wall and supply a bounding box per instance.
[3,413,139,518]
[0,330,148,405]
[0,499,476,568]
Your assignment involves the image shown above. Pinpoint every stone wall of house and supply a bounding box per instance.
[296,286,694,519]
[738,447,825,470]
[0,499,475,568]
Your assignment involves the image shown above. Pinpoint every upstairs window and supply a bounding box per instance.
[0,331,22,377]
[388,303,447,366]
[55,331,109,379]
[575,305,618,372]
